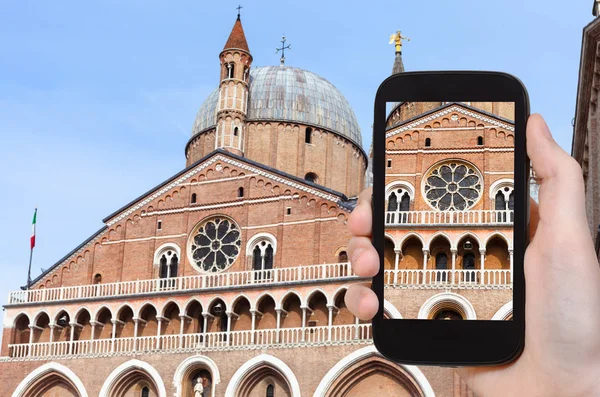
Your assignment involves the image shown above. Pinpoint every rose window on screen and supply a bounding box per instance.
[424,162,482,211]
[190,217,241,272]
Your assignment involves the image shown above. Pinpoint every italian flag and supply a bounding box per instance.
[30,208,37,250]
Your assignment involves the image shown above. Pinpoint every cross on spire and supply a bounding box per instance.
[236,5,243,19]
[276,35,291,65]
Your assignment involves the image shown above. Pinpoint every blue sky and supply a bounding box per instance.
[0,0,592,334]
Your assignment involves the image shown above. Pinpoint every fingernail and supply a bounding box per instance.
[352,248,365,264]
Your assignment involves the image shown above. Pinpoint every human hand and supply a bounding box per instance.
[345,114,600,397]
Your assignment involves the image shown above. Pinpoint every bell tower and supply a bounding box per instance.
[215,10,252,156]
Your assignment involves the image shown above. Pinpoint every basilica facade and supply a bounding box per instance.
[1,15,514,397]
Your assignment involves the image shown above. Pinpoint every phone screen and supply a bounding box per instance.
[382,101,514,321]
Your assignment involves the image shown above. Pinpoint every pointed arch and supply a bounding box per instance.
[384,232,399,250]
[385,180,416,199]
[224,354,301,397]
[313,346,435,397]
[160,300,182,317]
[183,297,204,314]
[398,232,426,249]
[254,292,277,311]
[425,231,453,251]
[115,303,134,319]
[172,355,221,397]
[136,302,159,319]
[230,293,253,311]
[332,286,349,303]
[278,290,302,310]
[484,232,513,250]
[304,288,331,307]
[10,312,31,327]
[99,359,166,397]
[12,362,88,397]
[153,242,181,266]
[93,306,114,322]
[73,306,93,322]
[206,295,229,312]
[32,310,50,325]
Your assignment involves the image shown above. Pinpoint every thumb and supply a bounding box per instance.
[526,114,587,226]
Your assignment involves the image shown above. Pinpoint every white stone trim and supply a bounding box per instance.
[491,301,513,320]
[304,287,333,307]
[189,174,257,185]
[384,232,398,250]
[153,242,182,266]
[425,231,453,251]
[489,178,515,200]
[383,300,403,319]
[106,154,342,227]
[385,180,416,200]
[254,292,278,311]
[12,362,88,397]
[99,359,166,397]
[143,196,293,217]
[104,234,187,246]
[172,355,221,397]
[417,292,477,320]
[243,217,338,230]
[386,104,514,139]
[225,354,301,397]
[398,232,426,250]
[484,231,513,250]
[245,232,278,256]
[455,232,484,251]
[312,346,435,397]
[386,148,514,154]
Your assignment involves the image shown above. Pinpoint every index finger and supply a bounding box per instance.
[348,187,373,237]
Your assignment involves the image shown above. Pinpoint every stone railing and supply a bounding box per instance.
[384,269,512,289]
[385,210,514,226]
[7,262,355,305]
[7,324,372,360]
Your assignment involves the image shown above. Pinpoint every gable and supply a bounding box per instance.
[385,103,515,140]
[26,149,353,289]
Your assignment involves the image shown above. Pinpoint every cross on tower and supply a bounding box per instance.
[236,5,242,19]
[276,35,291,65]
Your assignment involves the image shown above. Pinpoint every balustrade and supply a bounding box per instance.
[385,210,514,226]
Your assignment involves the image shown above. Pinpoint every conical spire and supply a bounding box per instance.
[223,16,250,53]
[392,52,405,74]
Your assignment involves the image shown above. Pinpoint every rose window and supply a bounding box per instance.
[190,217,241,272]
[424,162,482,211]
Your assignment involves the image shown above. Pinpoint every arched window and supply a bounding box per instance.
[234,127,239,136]
[338,251,348,262]
[141,386,149,397]
[387,192,398,211]
[251,240,275,281]
[238,187,244,198]
[159,250,179,289]
[508,191,514,222]
[433,309,463,320]
[435,253,448,282]
[191,193,197,204]
[399,192,410,211]
[305,172,318,183]
[305,127,312,144]
[425,138,431,147]
[243,67,249,82]
[463,252,476,282]
[266,384,275,397]
[93,273,102,284]
[228,63,235,79]
[477,136,484,145]
[495,191,506,210]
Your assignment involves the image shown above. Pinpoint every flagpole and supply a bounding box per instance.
[26,247,33,290]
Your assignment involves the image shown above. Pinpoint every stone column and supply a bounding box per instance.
[354,316,360,339]
[327,305,334,342]
[393,249,401,284]
[509,249,514,283]
[301,306,307,342]
[451,249,457,284]
[422,249,429,284]
[49,324,55,343]
[275,308,282,344]
[250,310,258,345]
[480,249,486,285]
[110,319,118,353]
[226,312,232,345]
[68,322,77,355]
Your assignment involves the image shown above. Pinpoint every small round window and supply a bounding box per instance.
[189,217,241,272]
[423,161,482,211]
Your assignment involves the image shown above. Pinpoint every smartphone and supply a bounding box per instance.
[371,71,529,366]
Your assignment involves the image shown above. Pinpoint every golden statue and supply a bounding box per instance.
[389,31,410,53]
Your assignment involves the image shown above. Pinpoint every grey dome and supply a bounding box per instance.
[191,66,362,146]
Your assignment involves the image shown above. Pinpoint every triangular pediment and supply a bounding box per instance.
[386,103,515,139]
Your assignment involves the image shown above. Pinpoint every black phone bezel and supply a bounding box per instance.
[372,71,529,366]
